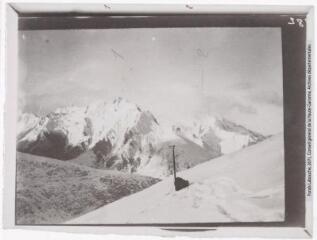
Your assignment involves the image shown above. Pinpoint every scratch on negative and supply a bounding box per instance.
[111,49,125,60]
[104,4,111,10]
[185,5,194,10]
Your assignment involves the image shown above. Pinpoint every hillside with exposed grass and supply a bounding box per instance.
[16,152,160,224]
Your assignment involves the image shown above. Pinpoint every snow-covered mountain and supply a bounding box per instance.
[17,97,265,178]
[67,134,284,224]
[17,113,41,140]
[140,116,266,178]
[173,115,265,154]
[18,97,163,164]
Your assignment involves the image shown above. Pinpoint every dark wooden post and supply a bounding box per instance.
[169,145,189,191]
[171,145,177,181]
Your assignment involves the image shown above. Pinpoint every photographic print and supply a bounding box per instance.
[16,27,285,225]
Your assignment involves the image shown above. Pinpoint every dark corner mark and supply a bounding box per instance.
[185,5,194,10]
[104,4,111,10]
[304,229,312,238]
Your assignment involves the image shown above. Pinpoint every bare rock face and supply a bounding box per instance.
[17,98,162,166]
[17,108,92,160]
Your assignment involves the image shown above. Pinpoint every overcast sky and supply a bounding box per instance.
[19,27,283,135]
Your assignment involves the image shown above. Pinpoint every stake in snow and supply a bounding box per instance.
[170,145,189,191]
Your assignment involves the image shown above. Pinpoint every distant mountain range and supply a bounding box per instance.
[17,97,266,178]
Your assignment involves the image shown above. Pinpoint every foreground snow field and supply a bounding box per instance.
[67,133,284,224]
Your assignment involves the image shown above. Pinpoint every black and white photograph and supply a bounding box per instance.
[15,26,286,225]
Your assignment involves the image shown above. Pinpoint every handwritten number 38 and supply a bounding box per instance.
[288,17,304,27]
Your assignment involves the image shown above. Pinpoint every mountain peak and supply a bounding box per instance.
[172,115,265,154]
[17,97,160,160]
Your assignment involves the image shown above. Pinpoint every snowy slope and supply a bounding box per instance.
[67,133,284,224]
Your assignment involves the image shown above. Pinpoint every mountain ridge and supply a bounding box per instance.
[17,97,266,178]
